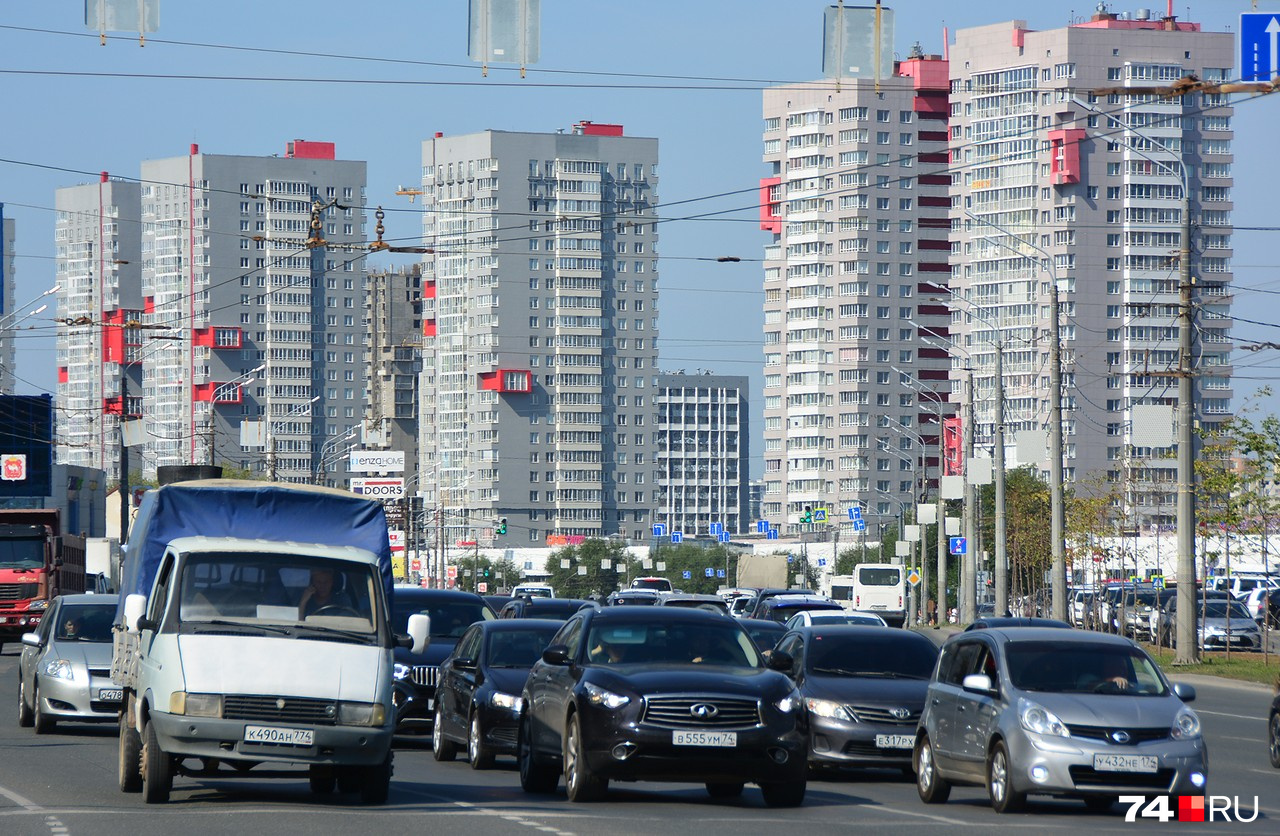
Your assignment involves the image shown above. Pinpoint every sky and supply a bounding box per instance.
[2,1,1279,478]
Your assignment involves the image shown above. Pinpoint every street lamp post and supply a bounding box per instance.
[892,368,949,625]
[266,396,320,482]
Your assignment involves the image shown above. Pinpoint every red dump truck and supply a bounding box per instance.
[0,509,85,651]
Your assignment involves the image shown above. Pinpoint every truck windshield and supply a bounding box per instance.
[177,553,380,636]
[0,537,44,570]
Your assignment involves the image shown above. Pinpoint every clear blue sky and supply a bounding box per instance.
[2,1,1278,474]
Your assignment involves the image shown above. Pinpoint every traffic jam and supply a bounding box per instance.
[9,479,1272,824]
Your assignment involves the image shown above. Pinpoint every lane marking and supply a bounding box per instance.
[0,784,43,812]
[400,787,576,836]
[1196,709,1265,721]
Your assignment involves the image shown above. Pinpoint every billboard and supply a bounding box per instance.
[0,395,53,497]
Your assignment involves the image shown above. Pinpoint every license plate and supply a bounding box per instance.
[673,730,737,747]
[875,734,915,749]
[97,688,123,702]
[1094,754,1158,773]
[243,725,314,747]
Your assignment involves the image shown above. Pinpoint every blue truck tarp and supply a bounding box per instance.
[116,480,394,621]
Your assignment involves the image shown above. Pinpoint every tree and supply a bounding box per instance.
[650,542,737,593]
[835,524,899,574]
[455,553,519,593]
[978,467,1051,604]
[545,540,634,599]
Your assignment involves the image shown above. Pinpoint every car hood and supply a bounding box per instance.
[1200,616,1255,630]
[802,674,930,706]
[586,664,791,698]
[394,638,457,667]
[46,640,115,669]
[483,666,532,696]
[177,634,385,702]
[1022,692,1183,727]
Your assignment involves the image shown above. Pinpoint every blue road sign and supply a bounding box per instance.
[709,522,724,536]
[671,531,683,544]
[949,536,967,555]
[652,523,666,538]
[766,528,779,540]
[787,554,794,563]
[852,519,867,532]
[756,520,769,534]
[817,558,827,568]
[848,506,862,521]
[716,569,726,578]
[717,532,731,543]
[814,507,828,522]
[1153,576,1165,589]
[1242,13,1280,81]
[682,570,691,580]
[704,568,714,578]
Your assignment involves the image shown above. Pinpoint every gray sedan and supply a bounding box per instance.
[914,628,1206,813]
[18,594,121,733]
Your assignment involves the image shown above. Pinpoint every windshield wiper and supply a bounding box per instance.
[293,623,374,642]
[190,619,293,636]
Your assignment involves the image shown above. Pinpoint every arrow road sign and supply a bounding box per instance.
[671,531,684,544]
[1242,13,1280,81]
[852,519,867,532]
[682,570,691,579]
[757,520,770,534]
[652,523,667,538]
[704,568,714,578]
[949,536,967,555]
[717,532,731,543]
[709,522,724,536]
[847,506,862,521]
[766,528,779,540]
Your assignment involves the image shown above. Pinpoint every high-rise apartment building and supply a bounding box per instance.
[656,372,749,536]
[362,264,421,477]
[418,123,658,547]
[54,177,143,481]
[0,206,16,395]
[949,11,1234,525]
[760,53,954,534]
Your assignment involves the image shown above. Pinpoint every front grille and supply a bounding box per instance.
[642,695,761,729]
[489,724,519,747]
[846,705,920,726]
[1069,766,1175,791]
[88,667,111,679]
[411,665,438,688]
[1065,725,1170,745]
[223,694,337,725]
[0,583,37,602]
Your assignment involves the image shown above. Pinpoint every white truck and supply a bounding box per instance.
[112,480,427,804]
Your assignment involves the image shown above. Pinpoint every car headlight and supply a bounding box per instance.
[170,692,223,718]
[338,701,387,727]
[40,659,74,680]
[582,681,630,709]
[30,599,50,611]
[1171,707,1201,740]
[491,691,523,712]
[775,690,801,713]
[805,697,850,721]
[393,662,411,681]
[1018,698,1070,738]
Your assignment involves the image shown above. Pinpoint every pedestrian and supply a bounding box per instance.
[927,598,937,626]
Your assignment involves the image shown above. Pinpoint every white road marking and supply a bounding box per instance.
[0,784,42,812]
[1196,709,1265,721]
[400,788,576,836]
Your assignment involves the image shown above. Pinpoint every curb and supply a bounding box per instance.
[1165,672,1276,695]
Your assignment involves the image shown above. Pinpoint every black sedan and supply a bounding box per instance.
[739,618,787,652]
[500,598,595,620]
[390,587,496,731]
[1271,691,1280,769]
[518,607,808,806]
[773,626,939,771]
[433,619,563,768]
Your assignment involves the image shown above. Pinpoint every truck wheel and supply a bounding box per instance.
[32,681,55,734]
[118,714,142,792]
[141,720,173,803]
[358,752,393,805]
[17,676,33,727]
[336,766,361,794]
[308,765,335,794]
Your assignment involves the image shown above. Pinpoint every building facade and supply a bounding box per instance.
[418,123,659,548]
[949,12,1234,526]
[759,54,954,535]
[361,264,422,479]
[656,372,749,536]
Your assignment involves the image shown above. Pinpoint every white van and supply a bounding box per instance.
[511,583,555,599]
[1206,574,1279,599]
[850,563,906,627]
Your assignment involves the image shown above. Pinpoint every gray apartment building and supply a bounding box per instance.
[418,123,659,548]
[656,372,749,536]
[361,264,421,478]
[949,11,1234,526]
[759,52,955,534]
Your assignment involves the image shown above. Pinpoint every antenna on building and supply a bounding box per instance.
[908,41,924,59]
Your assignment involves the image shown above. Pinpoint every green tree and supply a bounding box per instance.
[545,539,635,599]
[651,542,736,593]
[455,553,519,594]
[978,467,1051,600]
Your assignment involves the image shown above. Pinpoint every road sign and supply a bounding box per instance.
[907,569,921,586]
[852,519,866,532]
[817,558,827,568]
[1153,576,1165,589]
[477,582,488,594]
[704,568,714,578]
[446,565,458,580]
[709,522,724,536]
[671,531,684,544]
[766,528,779,540]
[682,570,691,579]
[949,536,967,556]
[348,450,405,473]
[847,506,862,521]
[814,507,828,522]
[717,532,730,543]
[1242,13,1280,81]
[757,520,769,534]
[716,569,726,578]
[652,523,667,538]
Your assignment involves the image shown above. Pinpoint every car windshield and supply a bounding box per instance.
[1201,601,1251,619]
[743,623,785,650]
[514,587,553,598]
[768,604,838,623]
[178,553,380,638]
[526,601,587,620]
[1006,641,1168,696]
[0,536,44,570]
[808,633,937,679]
[393,599,494,638]
[486,626,560,667]
[55,603,117,642]
[586,621,760,667]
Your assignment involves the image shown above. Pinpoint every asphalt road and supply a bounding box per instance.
[0,648,1275,836]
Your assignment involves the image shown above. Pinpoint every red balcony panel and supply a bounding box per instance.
[918,196,951,208]
[192,326,243,349]
[918,174,951,187]
[423,319,437,338]
[916,110,948,122]
[1048,128,1086,185]
[917,262,951,273]
[917,282,949,295]
[919,217,951,229]
[944,417,964,476]
[912,92,948,115]
[478,369,532,394]
[143,296,155,315]
[919,347,952,361]
[918,131,949,143]
[917,238,951,251]
[897,56,949,90]
[918,152,949,165]
[422,279,437,299]
[759,177,781,234]
[918,369,951,381]
[916,306,953,318]
[193,382,243,404]
[286,140,336,160]
[57,367,69,384]
[574,121,624,137]
[104,396,123,416]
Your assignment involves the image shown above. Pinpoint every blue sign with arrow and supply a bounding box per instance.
[652,523,666,538]
[756,520,769,534]
[766,528,779,540]
[949,536,967,555]
[704,568,714,578]
[671,531,683,544]
[709,522,724,536]
[1242,13,1280,81]
[852,519,866,532]
[717,532,730,543]
[848,506,862,521]
[682,570,691,579]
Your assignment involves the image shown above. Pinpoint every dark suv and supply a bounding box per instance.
[391,587,495,731]
[517,606,808,805]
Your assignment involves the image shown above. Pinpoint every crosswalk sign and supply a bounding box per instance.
[814,507,828,522]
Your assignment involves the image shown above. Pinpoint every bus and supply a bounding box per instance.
[831,564,906,627]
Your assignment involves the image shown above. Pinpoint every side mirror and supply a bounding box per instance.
[1172,682,1196,703]
[407,613,431,655]
[21,632,40,648]
[766,649,794,673]
[962,673,996,694]
[124,594,147,633]
[453,657,477,671]
[541,644,570,666]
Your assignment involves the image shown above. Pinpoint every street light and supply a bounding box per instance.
[314,424,360,484]
[893,366,950,626]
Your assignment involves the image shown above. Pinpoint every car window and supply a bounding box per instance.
[487,626,560,667]
[456,626,482,661]
[55,603,118,642]
[807,633,937,679]
[1006,641,1168,696]
[552,616,584,660]
[392,599,494,638]
[939,641,978,685]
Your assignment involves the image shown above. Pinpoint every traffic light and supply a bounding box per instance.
[484,567,490,578]
[497,517,508,535]
[801,506,812,524]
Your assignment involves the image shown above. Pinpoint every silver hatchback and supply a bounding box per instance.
[914,628,1206,813]
[17,594,121,732]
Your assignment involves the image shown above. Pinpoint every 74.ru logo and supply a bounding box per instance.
[1121,795,1259,823]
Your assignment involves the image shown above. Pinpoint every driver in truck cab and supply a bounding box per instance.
[299,568,343,618]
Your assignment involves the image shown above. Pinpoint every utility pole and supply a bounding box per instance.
[993,339,1009,617]
[1175,181,1199,664]
[962,368,976,623]
[205,409,216,466]
[1048,265,1068,622]
[119,372,130,544]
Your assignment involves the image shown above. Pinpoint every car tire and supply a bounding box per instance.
[1083,794,1116,813]
[32,681,55,735]
[358,752,393,805]
[987,741,1025,813]
[1269,713,1280,769]
[336,766,362,794]
[705,782,744,799]
[432,705,458,761]
[118,711,143,793]
[564,713,606,802]
[518,714,559,794]
[468,712,495,770]
[141,720,173,804]
[309,764,336,794]
[915,734,951,804]
[17,676,33,727]
[759,779,806,808]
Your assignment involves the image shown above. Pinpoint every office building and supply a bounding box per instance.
[418,122,659,547]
